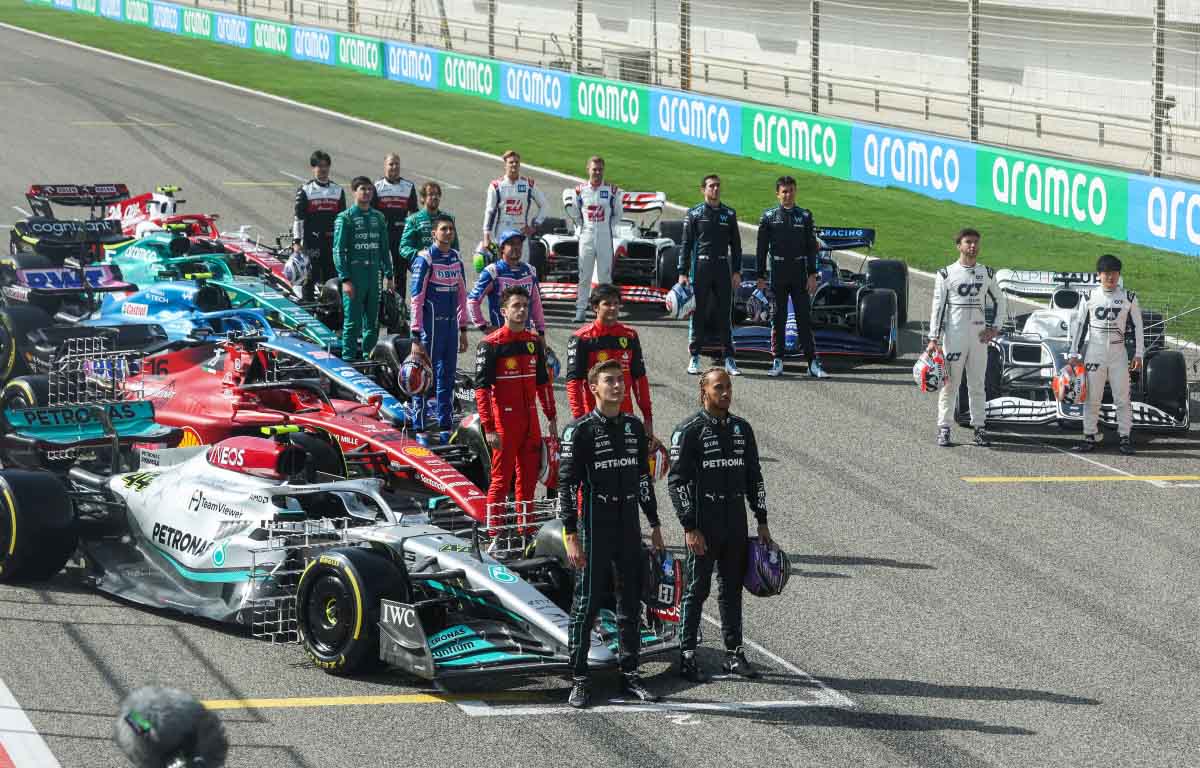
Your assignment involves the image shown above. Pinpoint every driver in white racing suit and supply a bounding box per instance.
[482,149,546,262]
[1067,253,1143,455]
[927,227,1006,448]
[566,156,621,323]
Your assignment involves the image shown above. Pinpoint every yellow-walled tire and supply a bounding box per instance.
[0,470,76,583]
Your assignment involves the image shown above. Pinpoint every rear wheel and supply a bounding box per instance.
[857,289,897,344]
[657,219,685,245]
[865,259,908,326]
[1142,350,1188,423]
[536,218,567,238]
[656,246,679,290]
[297,547,411,675]
[528,238,548,280]
[0,305,54,382]
[0,470,77,583]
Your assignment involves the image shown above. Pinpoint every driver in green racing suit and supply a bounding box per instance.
[399,181,460,266]
[333,176,393,360]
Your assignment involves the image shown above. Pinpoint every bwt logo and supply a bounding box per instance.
[388,46,433,83]
[125,0,150,23]
[577,82,640,125]
[216,15,248,45]
[339,37,378,70]
[505,68,561,110]
[152,4,179,30]
[23,268,109,290]
[294,29,331,59]
[444,57,493,96]
[1144,186,1200,245]
[752,113,838,168]
[657,95,731,145]
[861,133,960,192]
[254,24,287,53]
[990,157,1107,226]
[182,9,210,36]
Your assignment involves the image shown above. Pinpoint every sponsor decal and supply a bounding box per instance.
[741,106,851,178]
[178,426,203,447]
[337,34,382,76]
[441,52,498,99]
[151,522,213,557]
[20,267,113,290]
[572,75,648,134]
[851,124,976,204]
[439,543,472,553]
[1127,174,1200,255]
[403,446,433,458]
[702,457,745,469]
[75,0,97,13]
[212,543,226,567]
[594,456,637,470]
[122,302,149,316]
[12,402,139,429]
[976,148,1126,238]
[121,470,159,491]
[251,20,288,55]
[181,7,211,38]
[207,445,245,467]
[123,0,149,24]
[650,89,741,155]
[53,0,73,10]
[150,1,179,33]
[213,12,249,47]
[499,63,569,118]
[249,493,270,504]
[382,601,418,627]
[187,489,244,517]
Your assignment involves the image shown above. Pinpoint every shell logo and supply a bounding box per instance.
[403,446,433,458]
[178,427,202,447]
[504,357,518,370]
[596,351,608,361]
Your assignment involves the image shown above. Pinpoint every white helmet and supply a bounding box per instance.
[664,283,695,320]
[913,350,947,392]
[283,250,311,286]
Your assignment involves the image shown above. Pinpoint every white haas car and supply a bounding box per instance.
[952,270,1189,433]
[534,191,682,306]
[0,401,681,680]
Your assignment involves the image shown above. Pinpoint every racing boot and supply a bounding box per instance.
[768,358,784,377]
[724,357,742,377]
[679,651,709,684]
[1073,434,1098,453]
[687,355,702,375]
[808,358,829,379]
[722,648,761,679]
[567,677,591,709]
[973,428,991,447]
[936,427,952,447]
[1119,435,1136,455]
[621,673,660,703]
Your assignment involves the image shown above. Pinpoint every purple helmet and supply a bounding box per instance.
[744,538,791,597]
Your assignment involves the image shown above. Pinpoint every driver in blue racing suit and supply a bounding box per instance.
[410,215,469,431]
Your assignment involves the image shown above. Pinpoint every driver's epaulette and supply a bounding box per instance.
[1126,290,1137,302]
[938,268,948,279]
[985,266,995,278]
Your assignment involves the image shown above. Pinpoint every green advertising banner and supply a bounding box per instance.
[179,7,212,39]
[976,147,1128,240]
[122,0,149,25]
[440,51,499,100]
[335,33,382,77]
[741,105,851,179]
[570,75,649,134]
[251,19,289,55]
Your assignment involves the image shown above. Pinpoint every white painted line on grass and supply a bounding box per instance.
[0,679,62,768]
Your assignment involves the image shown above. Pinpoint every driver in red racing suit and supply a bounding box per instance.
[474,285,558,533]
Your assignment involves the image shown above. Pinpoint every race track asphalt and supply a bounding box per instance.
[1,25,1199,768]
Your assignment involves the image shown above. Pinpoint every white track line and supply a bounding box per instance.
[278,170,307,182]
[10,206,29,217]
[0,679,62,768]
[998,430,1171,489]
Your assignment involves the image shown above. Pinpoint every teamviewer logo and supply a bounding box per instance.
[189,490,203,512]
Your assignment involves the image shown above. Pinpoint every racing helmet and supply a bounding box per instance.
[744,538,792,598]
[647,441,670,482]
[664,283,695,320]
[283,250,310,286]
[642,548,681,609]
[397,355,433,398]
[912,349,947,392]
[473,240,498,273]
[746,287,772,323]
[537,436,560,487]
[1052,360,1088,406]
[544,345,561,381]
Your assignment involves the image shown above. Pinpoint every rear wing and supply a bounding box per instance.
[816,227,876,252]
[994,269,1118,299]
[25,184,130,218]
[11,218,128,246]
[622,191,666,213]
[3,401,176,450]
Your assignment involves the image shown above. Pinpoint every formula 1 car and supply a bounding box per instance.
[7,184,136,265]
[534,191,681,306]
[0,392,680,679]
[954,271,1189,432]
[710,227,907,360]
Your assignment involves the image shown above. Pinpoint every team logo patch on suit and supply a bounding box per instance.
[618,337,628,349]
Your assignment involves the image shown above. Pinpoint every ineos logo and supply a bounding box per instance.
[208,446,245,467]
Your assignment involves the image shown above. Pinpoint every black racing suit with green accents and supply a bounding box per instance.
[557,409,658,678]
[668,409,768,653]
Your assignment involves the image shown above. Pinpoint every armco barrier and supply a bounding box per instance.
[24,0,1200,258]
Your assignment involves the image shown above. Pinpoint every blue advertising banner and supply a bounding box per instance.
[98,0,122,20]
[212,12,250,47]
[384,41,438,89]
[851,124,976,205]
[650,88,741,155]
[1127,174,1200,256]
[150,1,180,33]
[290,25,335,65]
[499,63,570,118]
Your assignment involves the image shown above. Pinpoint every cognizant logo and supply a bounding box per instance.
[338,37,379,70]
[861,133,959,192]
[444,57,494,96]
[752,113,837,168]
[656,95,731,146]
[577,82,640,125]
[990,157,1107,226]
[505,68,561,111]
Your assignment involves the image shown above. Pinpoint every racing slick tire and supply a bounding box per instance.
[954,345,1003,426]
[451,417,491,493]
[289,430,348,482]
[656,246,679,290]
[530,518,575,611]
[0,305,53,382]
[0,469,77,583]
[656,219,685,245]
[535,218,568,238]
[857,289,897,357]
[1142,350,1188,423]
[528,238,548,281]
[297,546,412,675]
[865,259,908,326]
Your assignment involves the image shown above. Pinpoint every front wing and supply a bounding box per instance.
[730,324,896,358]
[977,396,1190,432]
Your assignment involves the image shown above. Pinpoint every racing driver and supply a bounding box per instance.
[372,153,418,296]
[566,156,621,323]
[400,181,459,267]
[467,229,547,335]
[474,285,558,532]
[332,176,392,361]
[565,283,656,446]
[291,149,346,302]
[482,150,546,261]
[678,174,742,376]
[927,227,1006,448]
[410,215,469,432]
[560,358,664,709]
[1068,253,1143,455]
